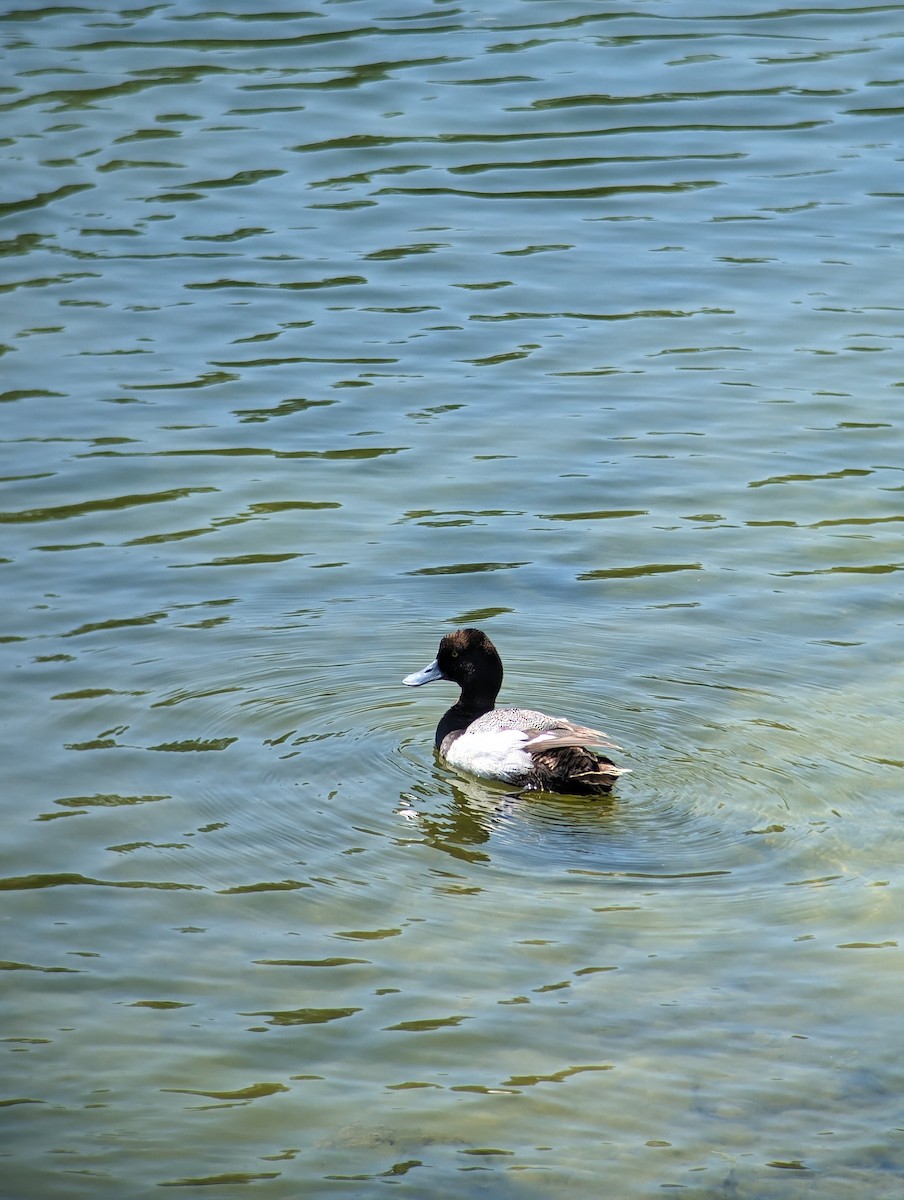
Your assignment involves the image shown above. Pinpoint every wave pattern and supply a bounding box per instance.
[2,3,904,1198]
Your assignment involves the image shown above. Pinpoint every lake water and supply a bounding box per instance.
[2,1,903,1195]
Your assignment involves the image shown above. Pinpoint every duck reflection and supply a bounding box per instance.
[398,772,618,867]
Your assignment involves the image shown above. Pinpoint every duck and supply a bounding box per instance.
[403,627,626,795]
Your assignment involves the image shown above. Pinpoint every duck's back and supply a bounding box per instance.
[465,706,564,736]
[467,707,616,750]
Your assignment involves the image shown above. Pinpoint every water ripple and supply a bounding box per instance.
[3,2,903,1192]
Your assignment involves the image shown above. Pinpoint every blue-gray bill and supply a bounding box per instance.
[403,659,445,687]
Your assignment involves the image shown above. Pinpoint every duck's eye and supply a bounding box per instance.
[451,650,459,659]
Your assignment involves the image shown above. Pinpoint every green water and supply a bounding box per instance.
[2,1,903,1195]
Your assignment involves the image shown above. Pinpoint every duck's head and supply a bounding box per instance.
[403,627,503,703]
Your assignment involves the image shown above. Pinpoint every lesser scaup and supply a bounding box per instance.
[403,627,626,795]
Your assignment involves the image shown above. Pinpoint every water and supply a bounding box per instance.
[2,1,903,1195]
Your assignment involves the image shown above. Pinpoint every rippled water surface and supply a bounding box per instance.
[3,1,904,1195]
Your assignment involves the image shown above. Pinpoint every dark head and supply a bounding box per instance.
[403,627,503,715]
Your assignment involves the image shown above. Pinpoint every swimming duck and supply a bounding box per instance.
[403,627,626,795]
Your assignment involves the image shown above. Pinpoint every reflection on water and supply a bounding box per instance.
[3,0,904,1196]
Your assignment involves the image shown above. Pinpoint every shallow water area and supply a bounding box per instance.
[2,0,904,1196]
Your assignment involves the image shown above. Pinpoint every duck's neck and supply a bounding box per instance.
[435,690,496,748]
